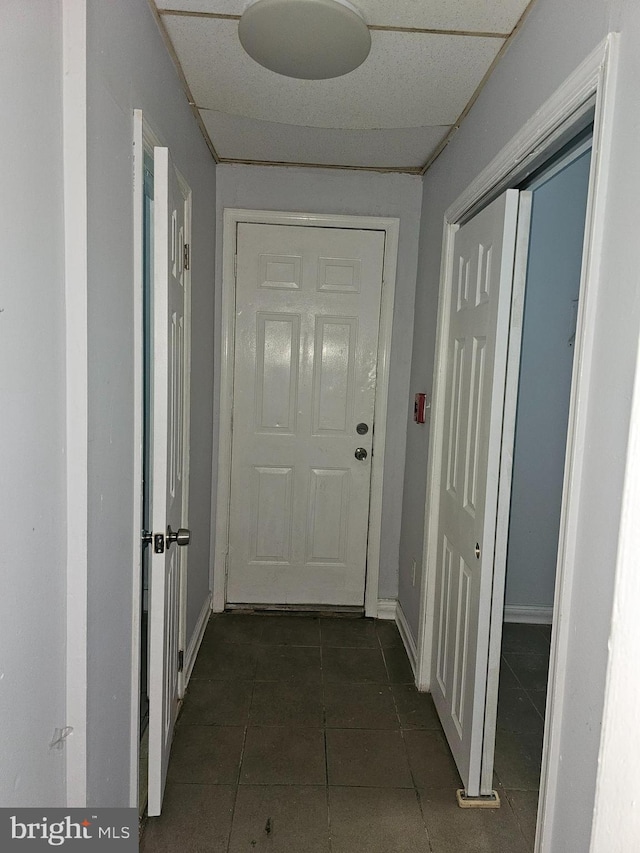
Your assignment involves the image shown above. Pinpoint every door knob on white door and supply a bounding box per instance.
[354,447,368,461]
[167,525,191,546]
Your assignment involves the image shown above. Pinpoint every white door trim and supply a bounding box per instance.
[214,209,400,617]
[130,108,144,812]
[131,110,164,808]
[415,33,619,852]
[63,0,88,808]
[176,171,192,703]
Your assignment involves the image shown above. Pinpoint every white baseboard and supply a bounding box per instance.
[504,604,553,624]
[378,598,418,676]
[183,592,212,687]
[394,600,418,676]
[376,598,397,620]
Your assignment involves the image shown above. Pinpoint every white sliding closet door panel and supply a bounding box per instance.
[431,190,521,796]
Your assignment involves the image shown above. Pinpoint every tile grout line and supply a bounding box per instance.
[320,633,332,797]
[379,628,435,852]
[392,689,435,848]
[377,629,401,726]
[326,783,333,853]
[502,786,537,850]
[498,684,546,731]
[379,639,392,682]
[523,685,547,724]
[498,636,545,849]
[319,632,330,789]
[501,653,523,689]
[224,642,259,853]
[319,629,334,853]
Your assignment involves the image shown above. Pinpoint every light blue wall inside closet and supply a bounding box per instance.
[505,146,592,612]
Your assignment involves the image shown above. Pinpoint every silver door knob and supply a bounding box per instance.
[354,447,368,461]
[167,525,191,547]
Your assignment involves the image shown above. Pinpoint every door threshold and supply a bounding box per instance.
[225,604,365,618]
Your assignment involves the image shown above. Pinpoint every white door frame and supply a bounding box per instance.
[214,209,400,617]
[130,110,192,807]
[415,34,618,851]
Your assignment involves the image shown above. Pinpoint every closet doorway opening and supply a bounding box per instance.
[496,132,593,849]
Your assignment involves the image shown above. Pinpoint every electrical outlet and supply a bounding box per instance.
[412,559,417,586]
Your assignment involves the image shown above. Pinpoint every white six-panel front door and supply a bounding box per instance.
[227,223,385,606]
[430,190,521,797]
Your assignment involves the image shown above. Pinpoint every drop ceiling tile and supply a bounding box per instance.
[201,109,450,168]
[164,16,503,129]
[156,0,530,34]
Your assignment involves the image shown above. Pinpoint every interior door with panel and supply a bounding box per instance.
[430,190,526,798]
[227,223,385,606]
[147,146,190,816]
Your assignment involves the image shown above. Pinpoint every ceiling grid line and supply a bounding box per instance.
[161,10,242,20]
[367,25,507,39]
[420,0,541,176]
[216,157,424,174]
[159,9,510,39]
[149,0,221,162]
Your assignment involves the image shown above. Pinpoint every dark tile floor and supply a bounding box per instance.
[142,615,548,853]
[496,622,550,849]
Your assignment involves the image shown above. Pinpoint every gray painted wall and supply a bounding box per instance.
[0,0,67,807]
[214,165,423,601]
[399,0,640,847]
[86,0,216,805]
[505,149,592,611]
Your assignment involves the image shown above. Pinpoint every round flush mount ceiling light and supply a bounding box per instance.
[238,0,371,80]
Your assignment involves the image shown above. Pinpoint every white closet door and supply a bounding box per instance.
[430,190,522,796]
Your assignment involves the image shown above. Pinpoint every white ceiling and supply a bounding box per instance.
[153,0,534,172]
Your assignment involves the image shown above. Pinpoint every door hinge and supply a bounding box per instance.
[178,650,184,672]
[154,533,165,554]
[183,242,190,271]
[233,254,238,279]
